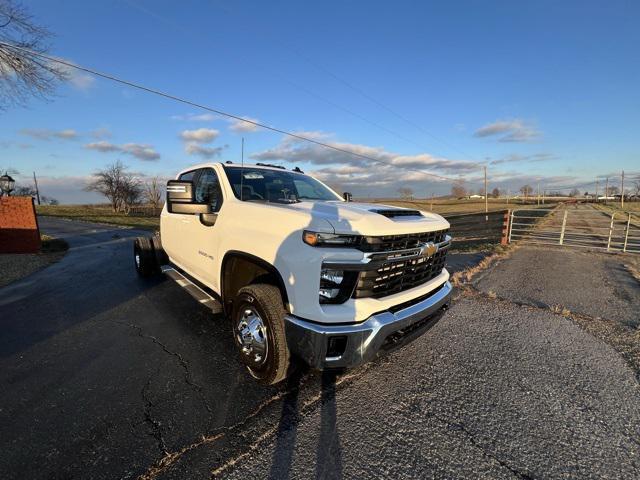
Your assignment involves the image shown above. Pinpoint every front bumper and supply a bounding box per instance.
[284,281,452,369]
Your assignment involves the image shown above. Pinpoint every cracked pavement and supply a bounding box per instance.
[1,217,639,479]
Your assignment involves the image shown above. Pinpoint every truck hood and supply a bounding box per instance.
[278,200,449,235]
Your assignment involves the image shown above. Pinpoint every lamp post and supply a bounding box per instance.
[0,172,15,197]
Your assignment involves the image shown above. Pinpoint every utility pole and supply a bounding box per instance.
[430,193,434,211]
[537,182,540,205]
[595,180,598,203]
[484,166,488,215]
[621,170,625,208]
[605,177,609,204]
[542,189,546,205]
[506,189,509,205]
[33,171,41,205]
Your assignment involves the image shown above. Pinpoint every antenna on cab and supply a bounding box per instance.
[240,137,245,200]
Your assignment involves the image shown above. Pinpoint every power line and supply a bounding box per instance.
[208,0,480,162]
[124,0,476,164]
[0,41,458,182]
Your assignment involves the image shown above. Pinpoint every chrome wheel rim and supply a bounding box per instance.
[235,307,268,366]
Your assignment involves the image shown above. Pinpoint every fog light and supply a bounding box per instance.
[319,287,340,300]
[321,269,344,285]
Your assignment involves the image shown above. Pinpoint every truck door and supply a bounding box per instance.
[160,168,199,270]
[181,167,225,287]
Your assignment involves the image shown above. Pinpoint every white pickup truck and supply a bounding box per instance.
[134,162,452,384]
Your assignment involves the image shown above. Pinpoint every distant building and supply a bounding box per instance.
[468,194,485,199]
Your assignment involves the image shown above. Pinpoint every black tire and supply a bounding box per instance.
[151,234,169,266]
[232,284,291,385]
[133,237,159,277]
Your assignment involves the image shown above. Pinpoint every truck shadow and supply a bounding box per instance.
[268,370,343,480]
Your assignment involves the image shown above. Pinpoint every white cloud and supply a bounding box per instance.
[171,113,218,122]
[228,117,260,133]
[19,128,78,140]
[474,119,540,142]
[85,141,160,161]
[251,131,480,174]
[185,143,226,159]
[85,140,119,153]
[54,58,96,90]
[91,127,112,139]
[180,128,220,143]
[55,129,78,139]
[489,153,556,165]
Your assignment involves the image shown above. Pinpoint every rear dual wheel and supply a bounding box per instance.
[133,237,160,277]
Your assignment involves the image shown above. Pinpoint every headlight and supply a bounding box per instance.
[303,230,361,247]
[319,267,358,304]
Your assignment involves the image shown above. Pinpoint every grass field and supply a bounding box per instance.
[367,198,558,215]
[37,198,561,230]
[593,202,640,217]
[37,205,160,230]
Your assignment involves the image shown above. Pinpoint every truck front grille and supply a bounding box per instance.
[352,240,448,299]
[358,229,448,252]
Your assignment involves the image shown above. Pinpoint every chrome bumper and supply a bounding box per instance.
[284,281,452,369]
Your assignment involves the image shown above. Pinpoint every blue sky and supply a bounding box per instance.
[1,0,639,202]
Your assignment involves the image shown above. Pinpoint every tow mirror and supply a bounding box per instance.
[166,180,211,214]
[343,192,352,202]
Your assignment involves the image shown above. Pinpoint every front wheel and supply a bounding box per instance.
[232,284,291,385]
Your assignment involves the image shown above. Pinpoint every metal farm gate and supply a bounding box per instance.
[508,204,640,253]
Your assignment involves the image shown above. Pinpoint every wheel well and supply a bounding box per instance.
[221,252,289,314]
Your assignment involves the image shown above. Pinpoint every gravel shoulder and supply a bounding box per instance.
[474,246,640,328]
[0,236,68,288]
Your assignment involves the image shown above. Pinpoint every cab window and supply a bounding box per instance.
[178,170,197,182]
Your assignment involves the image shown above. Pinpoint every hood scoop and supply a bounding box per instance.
[370,208,423,218]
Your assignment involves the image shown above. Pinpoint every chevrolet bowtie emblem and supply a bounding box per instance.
[421,242,438,257]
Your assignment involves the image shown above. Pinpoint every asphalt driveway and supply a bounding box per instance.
[0,217,638,479]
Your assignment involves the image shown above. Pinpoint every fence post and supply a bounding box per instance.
[508,210,515,243]
[623,213,631,253]
[607,212,615,252]
[501,210,511,245]
[559,210,568,245]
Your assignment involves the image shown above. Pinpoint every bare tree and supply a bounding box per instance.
[608,185,620,195]
[85,160,141,213]
[451,179,467,198]
[14,184,36,196]
[144,177,163,211]
[0,0,68,110]
[40,195,58,205]
[569,188,580,197]
[491,187,500,198]
[633,180,640,197]
[396,187,414,200]
[520,184,533,201]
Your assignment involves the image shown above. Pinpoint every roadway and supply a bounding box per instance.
[0,217,638,479]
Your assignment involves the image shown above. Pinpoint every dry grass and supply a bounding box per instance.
[450,244,513,287]
[37,204,159,230]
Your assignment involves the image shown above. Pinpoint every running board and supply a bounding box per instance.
[161,266,223,314]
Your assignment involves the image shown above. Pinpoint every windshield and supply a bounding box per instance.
[223,166,341,203]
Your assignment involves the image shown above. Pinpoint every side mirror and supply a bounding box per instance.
[343,192,352,202]
[166,180,211,214]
